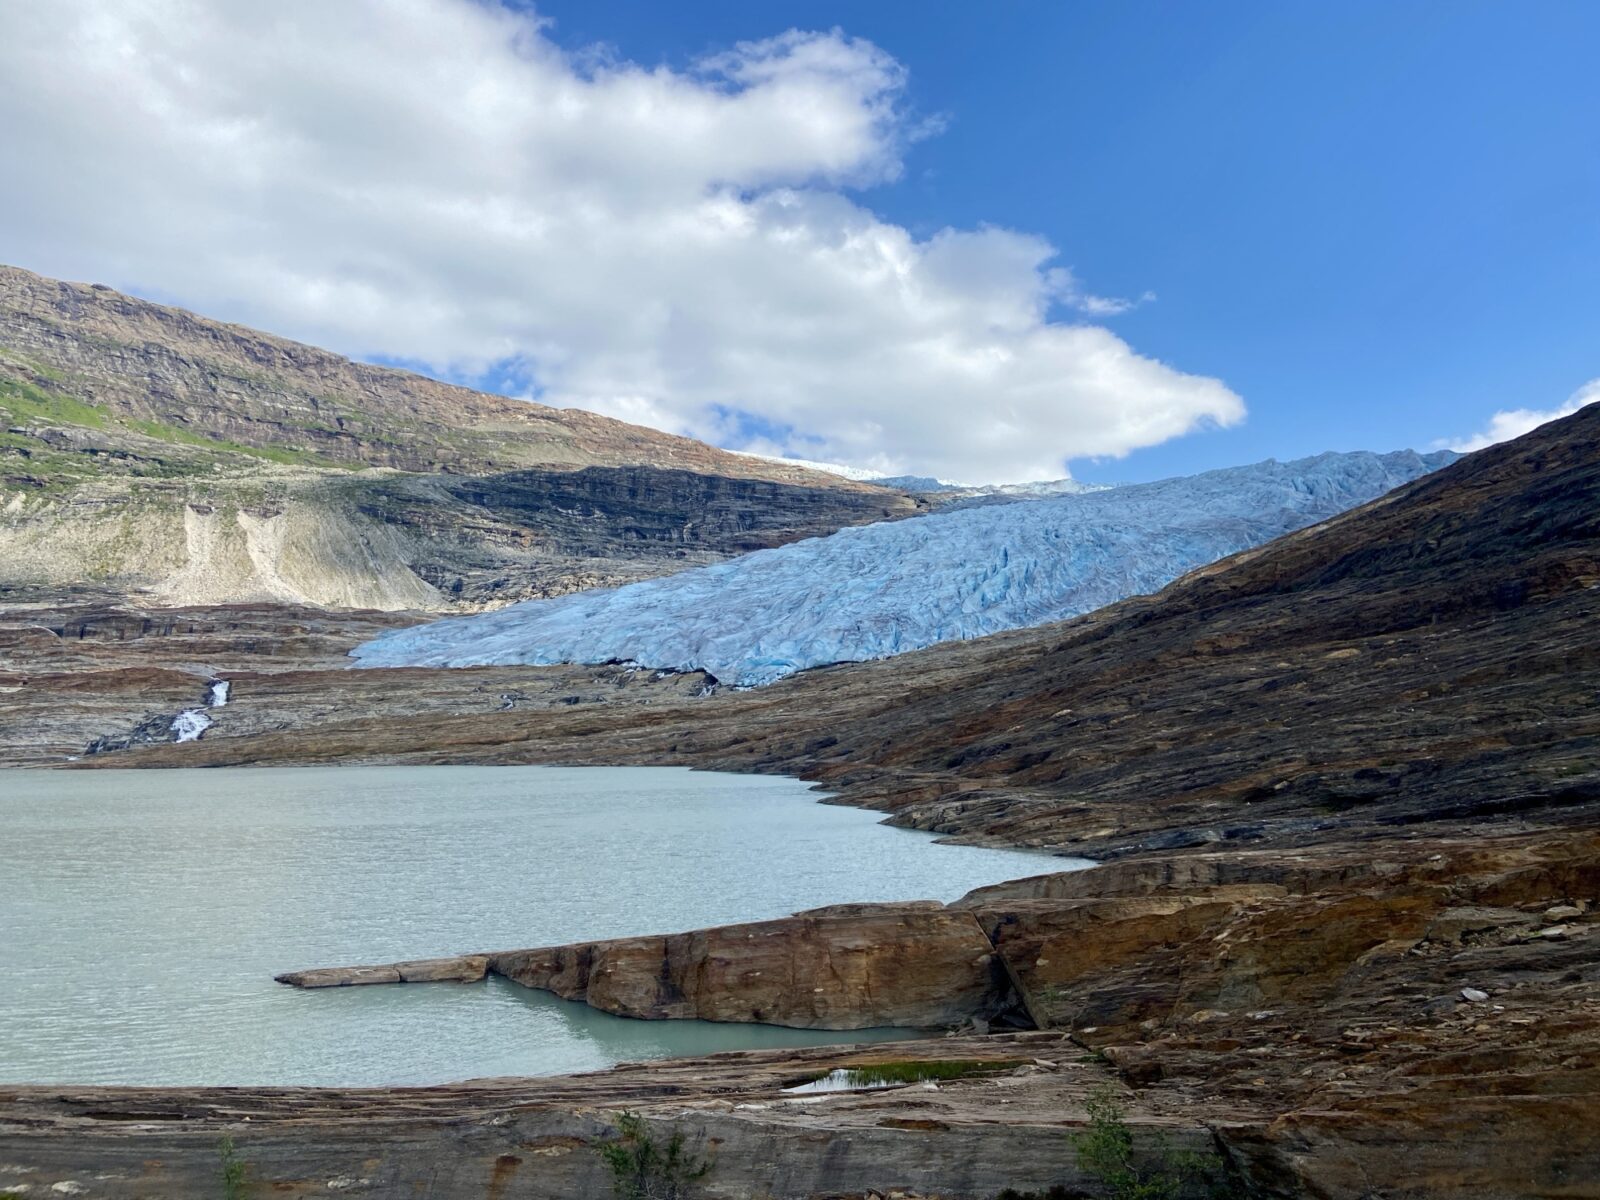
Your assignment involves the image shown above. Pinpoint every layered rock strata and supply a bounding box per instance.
[0,1034,1225,1200]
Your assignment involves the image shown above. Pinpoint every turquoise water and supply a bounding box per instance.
[0,765,1077,1086]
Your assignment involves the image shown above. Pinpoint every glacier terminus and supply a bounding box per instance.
[352,450,1457,687]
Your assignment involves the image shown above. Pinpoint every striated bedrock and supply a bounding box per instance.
[277,831,1599,1036]
[0,1034,1228,1200]
[491,910,1005,1029]
[962,830,1600,1035]
[260,830,1600,1196]
[0,264,918,609]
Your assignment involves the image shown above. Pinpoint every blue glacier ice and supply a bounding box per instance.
[352,449,1457,686]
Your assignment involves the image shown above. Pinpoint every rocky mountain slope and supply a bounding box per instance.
[352,448,1454,685]
[0,265,917,609]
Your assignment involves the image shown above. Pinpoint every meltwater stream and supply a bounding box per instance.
[0,766,1081,1086]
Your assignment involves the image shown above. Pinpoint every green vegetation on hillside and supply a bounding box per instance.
[218,1135,249,1200]
[1070,1087,1235,1200]
[0,376,110,429]
[0,375,354,486]
[124,415,348,468]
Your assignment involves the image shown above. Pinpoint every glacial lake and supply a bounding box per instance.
[0,765,1079,1086]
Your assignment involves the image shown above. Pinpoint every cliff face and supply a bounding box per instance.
[0,264,918,609]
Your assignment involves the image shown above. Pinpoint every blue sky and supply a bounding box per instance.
[5,2,1595,483]
[528,0,1600,482]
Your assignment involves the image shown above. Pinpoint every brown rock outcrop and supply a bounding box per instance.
[283,910,1013,1031]
[276,956,491,988]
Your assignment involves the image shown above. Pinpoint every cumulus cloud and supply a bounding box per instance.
[1443,379,1600,453]
[0,0,1244,483]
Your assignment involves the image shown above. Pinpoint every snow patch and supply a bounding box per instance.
[733,450,891,482]
[783,1069,898,1094]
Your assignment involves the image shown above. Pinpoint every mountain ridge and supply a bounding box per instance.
[0,264,919,610]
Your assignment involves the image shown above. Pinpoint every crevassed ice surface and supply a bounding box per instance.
[353,450,1456,686]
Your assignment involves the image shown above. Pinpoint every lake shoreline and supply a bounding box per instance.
[1,764,1061,1089]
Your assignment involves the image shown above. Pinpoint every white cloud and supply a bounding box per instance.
[1443,379,1600,453]
[0,0,1244,483]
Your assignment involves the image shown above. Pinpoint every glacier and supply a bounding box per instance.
[352,449,1457,687]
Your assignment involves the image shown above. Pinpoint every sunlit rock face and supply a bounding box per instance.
[354,449,1456,685]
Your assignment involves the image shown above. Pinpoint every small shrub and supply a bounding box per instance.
[1070,1087,1237,1200]
[218,1135,249,1200]
[597,1110,711,1200]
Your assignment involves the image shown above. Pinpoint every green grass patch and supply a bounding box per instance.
[0,372,358,473]
[0,349,68,382]
[0,377,110,429]
[0,432,102,490]
[124,417,354,469]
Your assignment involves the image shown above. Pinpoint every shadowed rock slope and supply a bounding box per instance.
[0,264,917,609]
